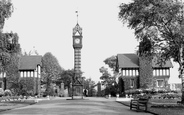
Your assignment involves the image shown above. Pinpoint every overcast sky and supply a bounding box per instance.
[3,0,181,83]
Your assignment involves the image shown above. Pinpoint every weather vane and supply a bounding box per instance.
[76,10,79,23]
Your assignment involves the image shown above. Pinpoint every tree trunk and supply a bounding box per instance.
[181,72,184,103]
[179,45,184,103]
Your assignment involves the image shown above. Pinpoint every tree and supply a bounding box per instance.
[41,52,63,95]
[104,55,117,71]
[58,69,74,88]
[0,0,13,30]
[99,66,117,95]
[0,1,21,95]
[119,0,184,103]
[83,78,96,96]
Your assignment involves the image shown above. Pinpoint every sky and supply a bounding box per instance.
[3,0,181,83]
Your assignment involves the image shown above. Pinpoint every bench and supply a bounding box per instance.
[130,99,149,111]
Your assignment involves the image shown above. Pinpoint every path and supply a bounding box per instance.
[0,97,153,115]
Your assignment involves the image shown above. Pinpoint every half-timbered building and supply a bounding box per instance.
[116,53,172,93]
[19,55,42,95]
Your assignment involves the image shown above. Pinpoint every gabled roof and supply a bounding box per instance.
[117,53,173,69]
[19,55,42,70]
[117,54,139,68]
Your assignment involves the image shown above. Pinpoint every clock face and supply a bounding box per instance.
[75,38,80,44]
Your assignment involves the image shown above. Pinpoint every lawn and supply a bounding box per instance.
[118,99,184,115]
[0,100,36,112]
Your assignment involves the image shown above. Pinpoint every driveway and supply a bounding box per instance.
[0,97,153,115]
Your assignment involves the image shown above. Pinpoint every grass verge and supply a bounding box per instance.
[0,100,36,112]
[117,99,184,115]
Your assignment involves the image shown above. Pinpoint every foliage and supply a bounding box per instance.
[119,0,184,103]
[0,1,22,95]
[99,66,118,95]
[83,78,95,89]
[42,52,63,94]
[44,86,55,96]
[0,32,21,71]
[99,66,112,85]
[5,53,20,91]
[138,36,153,57]
[103,55,117,71]
[83,78,96,96]
[119,0,184,63]
[0,0,13,30]
[58,69,74,88]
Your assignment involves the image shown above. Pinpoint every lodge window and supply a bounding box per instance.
[31,71,34,77]
[157,79,164,87]
[133,70,135,76]
[129,70,132,76]
[163,69,165,76]
[20,72,23,77]
[27,72,30,77]
[34,71,37,77]
[153,69,169,76]
[24,71,27,77]
[122,69,139,76]
[136,70,139,76]
[130,79,134,88]
[122,70,125,76]
[160,70,162,76]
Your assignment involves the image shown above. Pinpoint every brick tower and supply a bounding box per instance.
[72,11,83,99]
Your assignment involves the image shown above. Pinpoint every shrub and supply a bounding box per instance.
[4,89,12,96]
[158,89,166,93]
[134,93,152,99]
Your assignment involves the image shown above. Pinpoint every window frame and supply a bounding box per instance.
[157,79,164,87]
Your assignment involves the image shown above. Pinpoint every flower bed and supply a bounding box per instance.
[151,104,184,108]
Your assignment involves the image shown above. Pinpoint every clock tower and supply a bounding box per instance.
[72,14,83,99]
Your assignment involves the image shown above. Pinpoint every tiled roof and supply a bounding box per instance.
[117,54,139,68]
[19,55,42,70]
[117,53,173,68]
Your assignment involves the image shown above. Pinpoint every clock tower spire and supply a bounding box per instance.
[72,11,83,99]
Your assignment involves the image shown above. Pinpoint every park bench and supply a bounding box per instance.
[130,98,149,111]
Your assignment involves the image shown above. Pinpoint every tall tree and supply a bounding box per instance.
[104,55,117,71]
[58,69,74,88]
[119,0,184,103]
[0,0,21,94]
[83,78,96,96]
[0,0,13,30]
[5,33,21,93]
[99,66,118,95]
[42,52,63,94]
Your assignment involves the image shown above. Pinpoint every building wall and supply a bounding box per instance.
[19,65,41,95]
[120,68,139,91]
[119,68,170,92]
[153,68,170,90]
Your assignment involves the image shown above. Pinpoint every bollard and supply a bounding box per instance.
[116,94,119,98]
[47,95,50,100]
[126,94,128,98]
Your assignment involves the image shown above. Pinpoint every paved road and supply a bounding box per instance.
[0,97,152,115]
